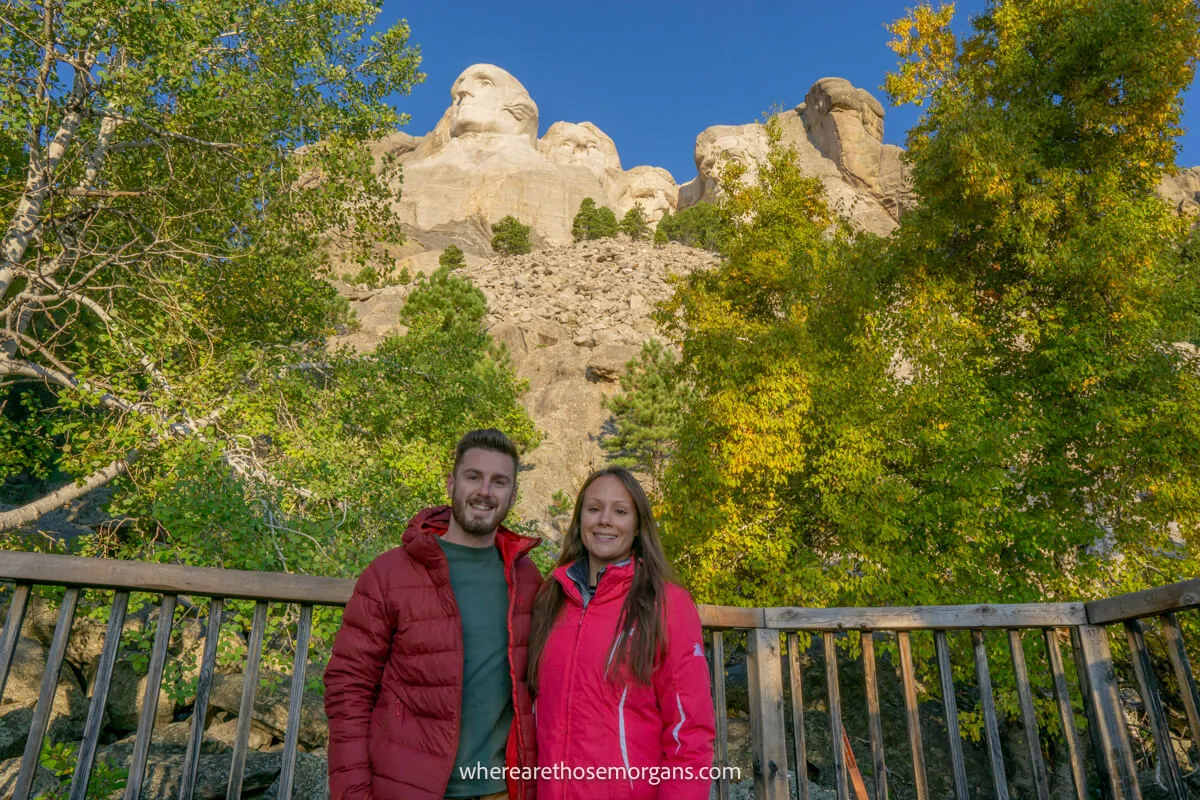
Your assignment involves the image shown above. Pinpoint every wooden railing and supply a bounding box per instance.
[0,550,1197,799]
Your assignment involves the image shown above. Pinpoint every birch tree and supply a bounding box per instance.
[0,0,423,529]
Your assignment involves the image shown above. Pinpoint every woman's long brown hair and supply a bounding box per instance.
[527,466,680,690]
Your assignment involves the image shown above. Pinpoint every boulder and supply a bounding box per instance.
[208,671,328,748]
[263,751,328,800]
[0,755,58,799]
[2,637,88,742]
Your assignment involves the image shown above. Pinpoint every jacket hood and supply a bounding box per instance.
[402,504,540,567]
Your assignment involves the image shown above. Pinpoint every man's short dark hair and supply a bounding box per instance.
[452,428,519,476]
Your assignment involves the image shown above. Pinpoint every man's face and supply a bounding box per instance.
[447,447,517,538]
[449,66,532,138]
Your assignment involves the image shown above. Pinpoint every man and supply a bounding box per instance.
[325,429,541,800]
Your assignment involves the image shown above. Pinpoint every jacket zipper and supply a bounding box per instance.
[505,557,523,799]
[560,578,594,771]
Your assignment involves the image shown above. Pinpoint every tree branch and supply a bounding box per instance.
[0,456,130,531]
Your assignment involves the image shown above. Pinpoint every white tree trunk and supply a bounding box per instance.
[0,57,96,300]
[0,457,129,531]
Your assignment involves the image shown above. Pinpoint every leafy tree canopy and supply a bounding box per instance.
[0,0,427,532]
[0,1,540,584]
[617,0,1200,616]
[654,203,729,253]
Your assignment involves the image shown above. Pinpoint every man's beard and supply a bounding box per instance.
[451,488,510,538]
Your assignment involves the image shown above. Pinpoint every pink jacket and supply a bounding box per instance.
[535,561,715,800]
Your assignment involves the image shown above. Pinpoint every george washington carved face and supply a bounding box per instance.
[449,64,538,139]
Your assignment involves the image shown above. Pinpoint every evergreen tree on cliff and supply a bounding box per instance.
[619,203,651,241]
[572,197,619,241]
[492,215,533,255]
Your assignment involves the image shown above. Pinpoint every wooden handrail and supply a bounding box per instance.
[0,549,1185,800]
[0,551,354,606]
[766,602,1087,630]
[0,550,1195,629]
[1085,576,1200,625]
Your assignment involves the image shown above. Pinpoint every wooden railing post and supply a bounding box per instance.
[747,628,789,800]
[1071,625,1142,800]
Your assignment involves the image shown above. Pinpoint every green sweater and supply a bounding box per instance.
[438,537,512,797]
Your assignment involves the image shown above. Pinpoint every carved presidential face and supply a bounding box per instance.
[539,122,620,178]
[695,125,770,187]
[619,166,677,224]
[448,64,538,139]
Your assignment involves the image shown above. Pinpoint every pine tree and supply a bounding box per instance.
[491,216,532,255]
[572,198,619,241]
[619,203,651,240]
[439,244,466,270]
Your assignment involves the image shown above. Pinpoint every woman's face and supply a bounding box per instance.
[580,475,638,570]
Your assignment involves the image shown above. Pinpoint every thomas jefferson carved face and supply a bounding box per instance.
[449,64,538,139]
[539,122,621,178]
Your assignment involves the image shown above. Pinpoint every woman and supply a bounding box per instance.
[528,466,715,799]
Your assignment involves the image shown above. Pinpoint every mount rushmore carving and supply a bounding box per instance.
[371,64,917,253]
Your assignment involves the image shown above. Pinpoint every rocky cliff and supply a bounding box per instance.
[332,239,719,530]
[367,65,922,272]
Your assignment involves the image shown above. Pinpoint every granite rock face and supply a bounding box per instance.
[376,64,675,250]
[330,238,719,529]
[1159,165,1200,219]
[678,77,915,236]
[373,67,922,269]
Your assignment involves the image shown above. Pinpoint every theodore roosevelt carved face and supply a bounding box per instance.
[619,166,677,224]
[448,64,538,139]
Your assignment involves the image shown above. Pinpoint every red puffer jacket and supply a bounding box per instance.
[324,506,542,800]
[536,561,716,800]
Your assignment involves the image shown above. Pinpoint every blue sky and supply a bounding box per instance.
[378,1,1200,184]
